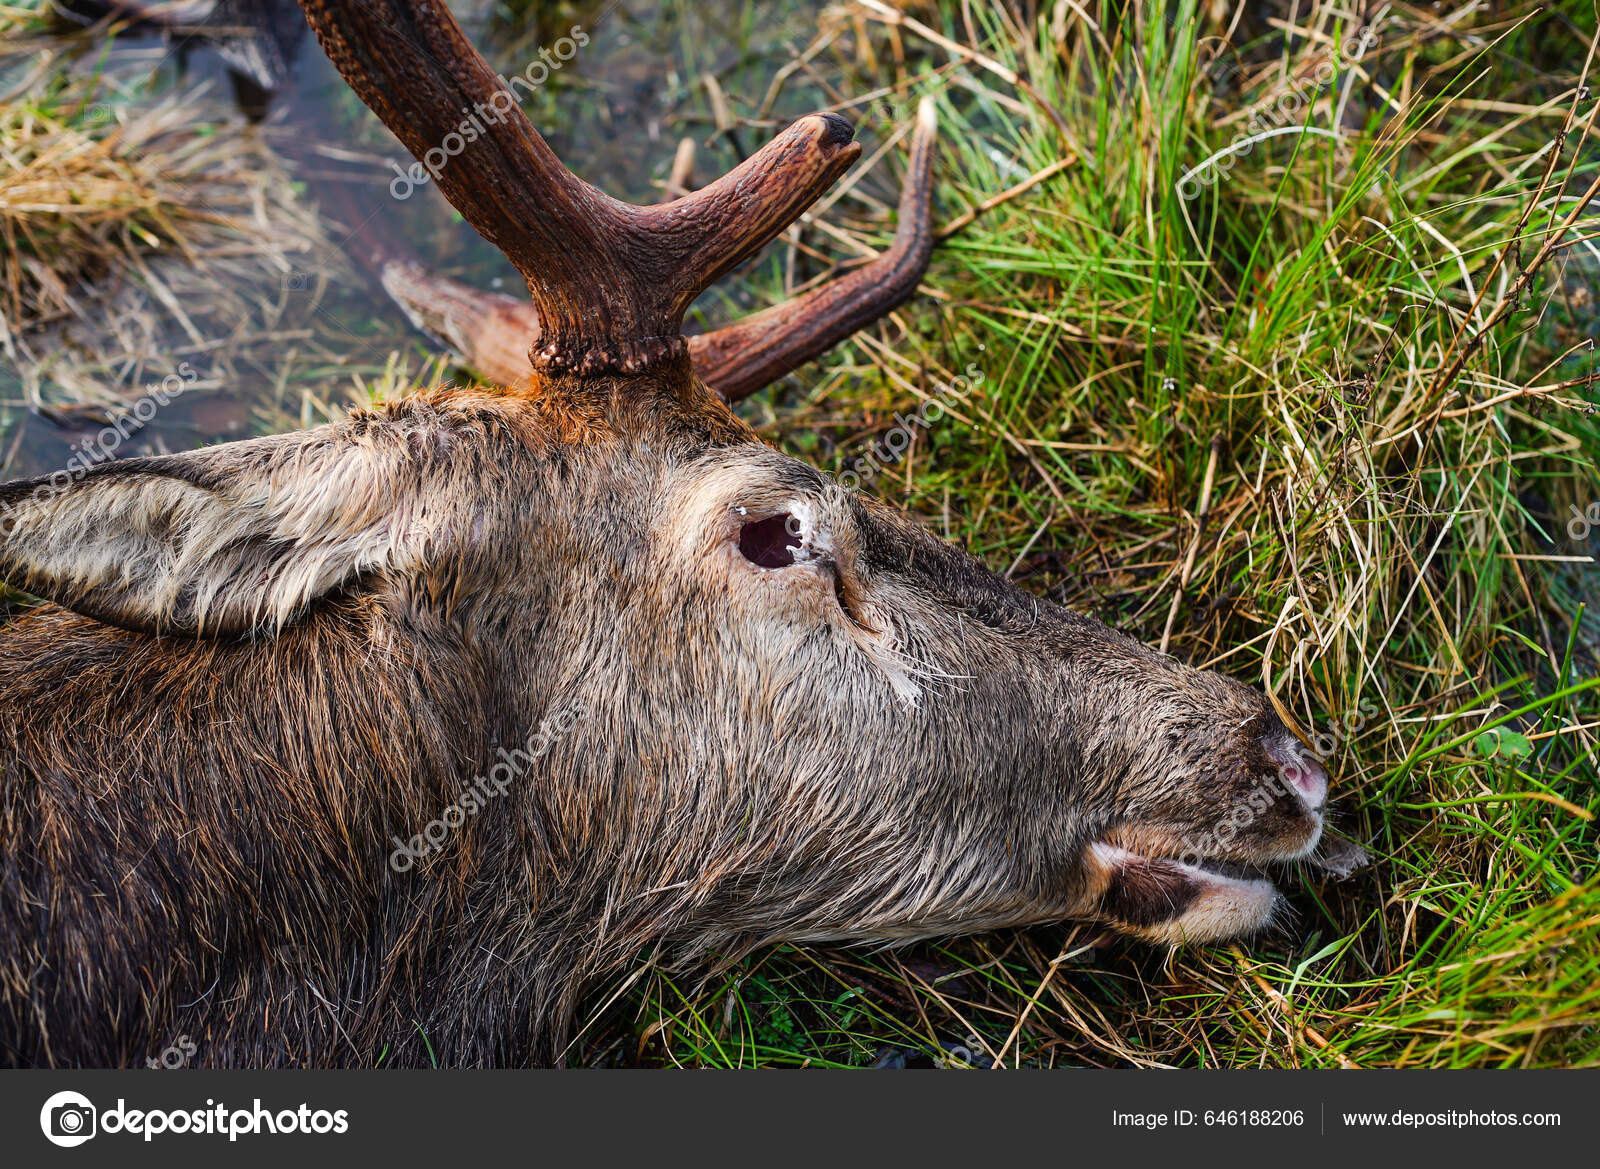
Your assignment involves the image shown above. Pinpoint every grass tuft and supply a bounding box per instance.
[600,0,1600,1069]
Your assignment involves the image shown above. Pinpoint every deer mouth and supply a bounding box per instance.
[1087,802,1369,946]
[1097,807,1324,876]
[1186,856,1274,882]
[1085,735,1333,943]
[1086,840,1288,945]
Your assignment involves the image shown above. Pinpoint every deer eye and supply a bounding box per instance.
[738,513,803,568]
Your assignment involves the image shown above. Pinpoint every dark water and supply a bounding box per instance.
[2,0,891,479]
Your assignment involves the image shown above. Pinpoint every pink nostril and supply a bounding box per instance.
[1282,754,1328,807]
[1261,734,1329,809]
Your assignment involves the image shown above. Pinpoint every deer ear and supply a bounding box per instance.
[0,424,437,637]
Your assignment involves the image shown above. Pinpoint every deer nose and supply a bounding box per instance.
[1263,735,1327,811]
[1280,750,1328,810]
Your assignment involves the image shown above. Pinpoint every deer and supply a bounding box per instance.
[0,0,1334,1068]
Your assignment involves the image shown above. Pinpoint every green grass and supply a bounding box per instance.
[582,0,1600,1069]
[5,0,1598,1068]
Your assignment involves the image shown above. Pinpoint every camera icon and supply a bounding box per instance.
[39,1091,97,1147]
[281,272,313,292]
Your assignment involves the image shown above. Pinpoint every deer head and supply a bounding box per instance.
[0,0,1333,1065]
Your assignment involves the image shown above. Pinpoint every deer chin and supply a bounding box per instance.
[1083,831,1320,945]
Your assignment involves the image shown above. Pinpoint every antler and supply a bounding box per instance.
[297,0,862,376]
[689,98,938,401]
[298,0,939,394]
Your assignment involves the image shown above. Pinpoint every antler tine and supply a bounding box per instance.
[687,96,940,402]
[335,97,940,400]
[296,0,861,376]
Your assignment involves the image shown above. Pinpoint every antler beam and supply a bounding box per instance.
[330,95,940,401]
[297,0,861,375]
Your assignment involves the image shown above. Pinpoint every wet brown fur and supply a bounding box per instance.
[0,364,1327,1066]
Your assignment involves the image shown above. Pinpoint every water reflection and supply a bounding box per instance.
[3,0,859,479]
